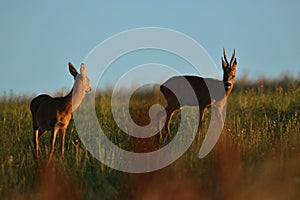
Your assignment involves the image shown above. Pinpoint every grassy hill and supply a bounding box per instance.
[0,77,299,199]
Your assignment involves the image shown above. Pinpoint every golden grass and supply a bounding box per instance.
[0,78,299,199]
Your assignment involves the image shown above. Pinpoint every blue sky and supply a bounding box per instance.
[0,0,299,95]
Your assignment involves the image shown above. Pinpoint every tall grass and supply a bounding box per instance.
[0,77,300,199]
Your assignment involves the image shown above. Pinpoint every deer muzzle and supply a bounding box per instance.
[224,82,232,89]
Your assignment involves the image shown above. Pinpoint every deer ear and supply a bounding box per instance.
[69,62,78,77]
[80,63,87,76]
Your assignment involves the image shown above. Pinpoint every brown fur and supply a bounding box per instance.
[30,62,91,162]
[158,49,237,141]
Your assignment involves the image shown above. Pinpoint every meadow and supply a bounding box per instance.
[0,76,300,200]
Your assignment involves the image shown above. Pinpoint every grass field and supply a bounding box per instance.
[0,77,300,199]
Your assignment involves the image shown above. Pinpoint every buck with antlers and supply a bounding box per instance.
[158,48,237,141]
[30,62,91,162]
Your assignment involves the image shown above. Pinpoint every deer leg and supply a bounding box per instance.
[34,129,46,162]
[197,108,205,142]
[49,128,58,162]
[165,106,180,140]
[211,106,224,139]
[166,110,174,139]
[34,129,39,161]
[60,128,66,158]
[157,109,166,143]
[157,104,180,142]
[214,107,224,129]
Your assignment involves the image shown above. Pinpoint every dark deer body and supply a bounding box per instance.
[158,49,237,141]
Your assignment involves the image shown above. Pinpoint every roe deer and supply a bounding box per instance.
[30,62,91,162]
[158,48,237,141]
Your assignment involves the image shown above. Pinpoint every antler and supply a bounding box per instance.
[230,48,236,67]
[223,48,229,66]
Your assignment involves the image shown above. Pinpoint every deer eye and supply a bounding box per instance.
[232,75,236,78]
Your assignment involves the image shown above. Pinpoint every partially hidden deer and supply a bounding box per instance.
[158,48,237,142]
[30,62,91,162]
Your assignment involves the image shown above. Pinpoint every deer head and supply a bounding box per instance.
[69,62,91,93]
[222,48,237,90]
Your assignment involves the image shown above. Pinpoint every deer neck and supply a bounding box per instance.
[224,83,233,98]
[65,78,86,112]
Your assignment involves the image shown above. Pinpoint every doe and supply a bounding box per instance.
[30,62,91,161]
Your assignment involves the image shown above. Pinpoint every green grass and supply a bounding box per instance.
[0,79,300,199]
